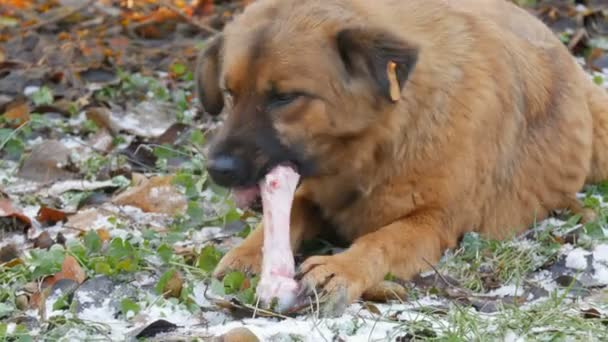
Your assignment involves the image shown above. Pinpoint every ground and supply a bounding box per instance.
[1,1,608,341]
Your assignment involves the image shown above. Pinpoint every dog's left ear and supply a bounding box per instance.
[195,34,224,116]
[336,28,419,102]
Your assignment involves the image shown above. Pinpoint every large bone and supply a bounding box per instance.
[255,165,301,312]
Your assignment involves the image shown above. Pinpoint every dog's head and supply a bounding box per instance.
[196,0,419,192]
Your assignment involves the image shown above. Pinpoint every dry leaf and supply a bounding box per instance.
[65,208,108,231]
[56,255,86,284]
[96,228,111,242]
[163,270,183,298]
[33,231,55,249]
[112,174,187,215]
[212,327,260,342]
[0,197,32,227]
[37,207,68,224]
[17,140,75,183]
[3,100,30,127]
[0,244,20,263]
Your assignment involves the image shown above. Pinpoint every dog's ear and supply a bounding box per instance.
[195,34,224,115]
[336,28,419,102]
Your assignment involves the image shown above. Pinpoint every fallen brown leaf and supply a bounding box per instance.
[56,255,86,284]
[96,228,111,242]
[33,231,55,249]
[582,308,602,319]
[162,270,183,299]
[65,208,108,231]
[17,140,75,183]
[0,244,20,263]
[0,197,32,229]
[3,100,30,127]
[36,206,68,224]
[112,174,187,215]
[212,327,260,342]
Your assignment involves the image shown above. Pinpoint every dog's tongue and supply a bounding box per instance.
[255,164,301,312]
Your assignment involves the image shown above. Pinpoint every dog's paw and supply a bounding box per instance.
[295,254,366,317]
[213,245,262,278]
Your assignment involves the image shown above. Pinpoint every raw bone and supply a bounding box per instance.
[255,165,301,312]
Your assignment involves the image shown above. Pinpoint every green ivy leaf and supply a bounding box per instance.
[31,86,54,106]
[29,245,65,279]
[155,269,176,295]
[598,181,608,198]
[223,207,241,224]
[108,238,130,260]
[593,75,604,86]
[120,298,141,316]
[237,288,256,305]
[52,294,69,311]
[583,196,601,210]
[238,225,252,238]
[158,244,173,264]
[190,130,206,147]
[209,278,225,296]
[153,145,180,159]
[84,230,102,254]
[186,201,204,222]
[94,261,113,276]
[584,222,605,238]
[170,62,187,76]
[197,245,222,274]
[173,172,201,199]
[223,271,245,294]
[67,241,87,261]
[2,138,25,159]
[115,258,136,272]
[0,303,13,319]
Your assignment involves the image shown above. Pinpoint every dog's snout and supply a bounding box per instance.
[207,154,248,187]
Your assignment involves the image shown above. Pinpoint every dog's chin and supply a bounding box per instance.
[231,162,299,211]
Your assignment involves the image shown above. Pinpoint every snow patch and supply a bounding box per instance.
[487,284,525,297]
[565,248,591,270]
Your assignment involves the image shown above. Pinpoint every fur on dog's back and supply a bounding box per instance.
[452,0,608,185]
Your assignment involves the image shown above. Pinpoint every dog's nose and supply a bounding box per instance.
[207,154,247,187]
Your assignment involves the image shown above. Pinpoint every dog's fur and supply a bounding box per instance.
[196,0,608,314]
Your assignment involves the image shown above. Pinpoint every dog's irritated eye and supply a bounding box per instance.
[267,92,302,111]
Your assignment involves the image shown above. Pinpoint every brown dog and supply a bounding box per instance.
[196,0,608,314]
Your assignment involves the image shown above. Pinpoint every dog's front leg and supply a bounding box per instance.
[213,194,322,278]
[297,211,448,316]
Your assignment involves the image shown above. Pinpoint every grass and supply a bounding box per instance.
[375,283,608,341]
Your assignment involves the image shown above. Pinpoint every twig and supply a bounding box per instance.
[158,0,218,35]
[421,257,470,294]
[21,0,96,32]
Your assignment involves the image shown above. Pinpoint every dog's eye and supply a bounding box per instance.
[267,92,302,111]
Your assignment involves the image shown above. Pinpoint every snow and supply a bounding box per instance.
[23,86,40,96]
[592,244,608,285]
[592,264,608,285]
[0,233,25,249]
[47,179,123,197]
[593,245,608,263]
[45,289,67,319]
[504,330,524,342]
[5,323,16,334]
[565,247,591,270]
[487,284,525,297]
[78,298,130,340]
